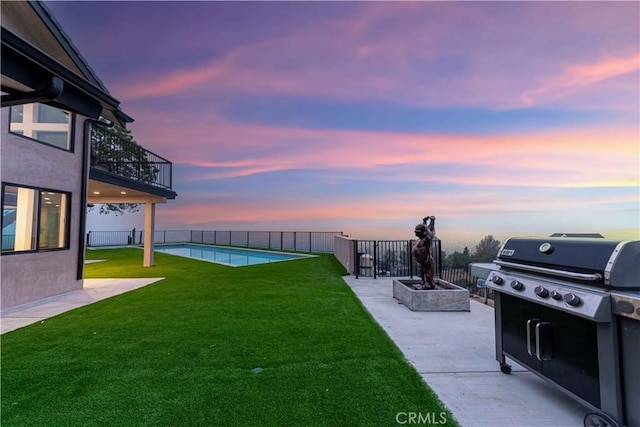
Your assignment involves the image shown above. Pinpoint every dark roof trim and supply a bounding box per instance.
[89,168,178,200]
[30,1,110,93]
[1,27,133,125]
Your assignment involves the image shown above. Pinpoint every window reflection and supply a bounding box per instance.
[9,103,72,150]
[1,185,68,252]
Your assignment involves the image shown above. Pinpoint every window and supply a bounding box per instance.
[34,131,69,147]
[1,184,70,253]
[10,105,23,123]
[9,103,73,150]
[38,104,70,123]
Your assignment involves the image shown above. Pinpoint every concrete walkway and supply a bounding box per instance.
[1,277,164,334]
[343,276,590,427]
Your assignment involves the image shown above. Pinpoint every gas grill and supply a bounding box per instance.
[480,237,639,427]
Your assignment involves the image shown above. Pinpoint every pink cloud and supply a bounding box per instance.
[156,183,637,228]
[522,54,640,106]
[129,110,638,189]
[112,2,639,111]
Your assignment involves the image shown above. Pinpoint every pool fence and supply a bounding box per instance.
[86,230,343,253]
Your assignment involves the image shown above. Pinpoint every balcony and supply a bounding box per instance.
[89,124,176,200]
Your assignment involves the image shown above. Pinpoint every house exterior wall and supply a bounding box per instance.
[1,107,85,309]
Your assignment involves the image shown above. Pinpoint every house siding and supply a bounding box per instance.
[1,107,85,308]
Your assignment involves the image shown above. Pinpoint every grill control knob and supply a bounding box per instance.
[551,290,562,300]
[510,280,524,291]
[534,286,549,298]
[491,275,504,285]
[617,301,634,314]
[563,293,581,307]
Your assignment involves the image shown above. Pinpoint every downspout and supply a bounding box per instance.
[77,118,114,280]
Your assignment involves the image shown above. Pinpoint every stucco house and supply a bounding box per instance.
[1,1,177,309]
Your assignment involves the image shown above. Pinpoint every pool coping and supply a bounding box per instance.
[152,243,318,267]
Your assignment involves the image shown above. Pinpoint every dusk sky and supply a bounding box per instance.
[46,1,639,250]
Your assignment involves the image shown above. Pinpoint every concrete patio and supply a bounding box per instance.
[343,276,591,427]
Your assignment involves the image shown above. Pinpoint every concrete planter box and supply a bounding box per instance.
[393,278,470,312]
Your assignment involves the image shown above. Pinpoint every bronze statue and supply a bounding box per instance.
[411,216,436,290]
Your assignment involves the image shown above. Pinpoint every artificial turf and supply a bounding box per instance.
[1,248,459,426]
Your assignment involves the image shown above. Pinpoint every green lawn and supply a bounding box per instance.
[1,248,458,426]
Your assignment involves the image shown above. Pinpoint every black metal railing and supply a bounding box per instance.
[354,239,442,279]
[86,230,343,253]
[90,125,172,190]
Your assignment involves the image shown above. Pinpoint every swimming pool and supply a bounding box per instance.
[153,244,315,267]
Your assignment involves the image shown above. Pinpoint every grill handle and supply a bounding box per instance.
[535,322,553,361]
[494,260,603,282]
[526,319,540,356]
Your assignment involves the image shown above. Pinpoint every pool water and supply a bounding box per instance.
[154,244,314,266]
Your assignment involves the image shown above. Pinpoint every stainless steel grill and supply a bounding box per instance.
[474,237,639,427]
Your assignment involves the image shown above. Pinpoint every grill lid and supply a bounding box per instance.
[495,237,639,288]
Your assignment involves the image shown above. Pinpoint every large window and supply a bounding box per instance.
[1,184,70,253]
[9,103,73,150]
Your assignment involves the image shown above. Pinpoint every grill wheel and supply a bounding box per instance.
[584,411,619,427]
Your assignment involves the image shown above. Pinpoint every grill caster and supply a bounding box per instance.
[499,363,512,374]
[584,411,619,427]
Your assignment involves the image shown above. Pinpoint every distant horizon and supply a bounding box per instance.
[86,210,639,253]
[51,1,639,243]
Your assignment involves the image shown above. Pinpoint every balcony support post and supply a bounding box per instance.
[143,202,156,267]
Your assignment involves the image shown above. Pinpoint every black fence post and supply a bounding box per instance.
[408,240,414,278]
[437,239,442,278]
[373,241,378,279]
[354,240,360,279]
[86,231,91,247]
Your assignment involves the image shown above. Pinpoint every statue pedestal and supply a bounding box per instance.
[393,278,470,312]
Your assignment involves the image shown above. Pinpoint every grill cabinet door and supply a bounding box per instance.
[500,294,542,372]
[540,307,600,407]
[499,294,600,407]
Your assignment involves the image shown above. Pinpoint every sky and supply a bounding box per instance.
[46,1,639,251]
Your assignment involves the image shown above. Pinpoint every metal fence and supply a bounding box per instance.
[334,236,485,295]
[90,125,173,190]
[353,239,442,279]
[440,266,481,294]
[86,230,343,253]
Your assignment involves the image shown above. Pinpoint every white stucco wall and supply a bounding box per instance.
[1,107,85,309]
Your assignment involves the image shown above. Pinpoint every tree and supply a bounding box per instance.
[472,235,501,263]
[445,246,471,268]
[89,122,158,216]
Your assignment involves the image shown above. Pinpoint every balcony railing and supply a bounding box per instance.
[90,125,172,190]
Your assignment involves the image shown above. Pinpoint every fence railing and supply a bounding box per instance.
[86,230,343,253]
[90,125,173,190]
[333,235,487,296]
[334,236,442,279]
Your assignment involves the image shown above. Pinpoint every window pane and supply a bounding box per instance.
[38,104,69,123]
[10,105,23,123]
[34,131,69,149]
[39,192,67,249]
[1,185,38,252]
[9,103,72,150]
